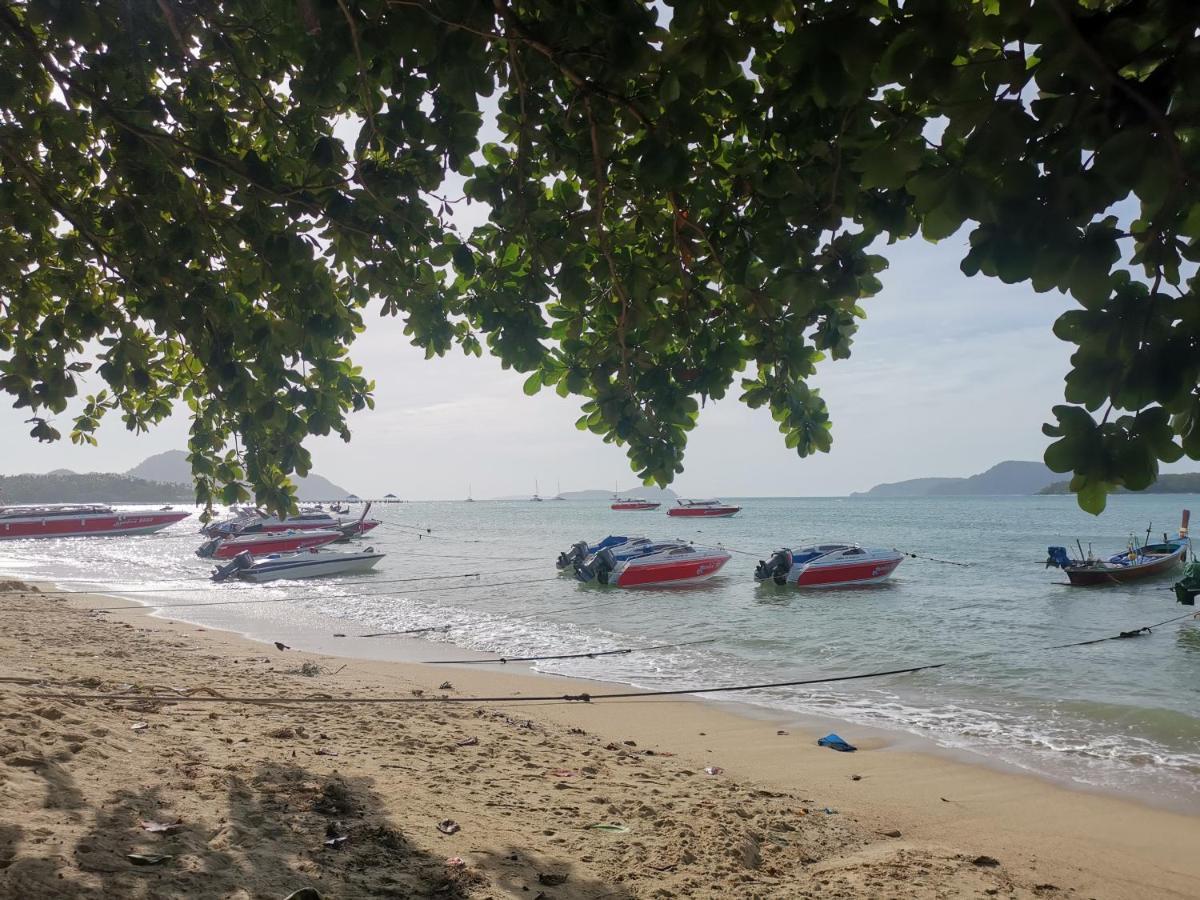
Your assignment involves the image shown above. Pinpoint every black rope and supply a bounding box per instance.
[422,637,717,665]
[21,662,947,706]
[1042,611,1197,649]
[358,625,452,638]
[896,550,971,567]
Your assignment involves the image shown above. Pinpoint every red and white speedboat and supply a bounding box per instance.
[577,544,731,587]
[197,528,344,560]
[0,504,190,540]
[667,499,741,518]
[611,497,661,511]
[755,544,903,588]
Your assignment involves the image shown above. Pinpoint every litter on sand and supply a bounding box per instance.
[817,733,857,752]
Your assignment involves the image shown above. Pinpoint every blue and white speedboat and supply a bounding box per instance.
[212,547,385,582]
[557,535,644,570]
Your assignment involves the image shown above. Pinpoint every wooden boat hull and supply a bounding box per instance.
[1064,544,1186,586]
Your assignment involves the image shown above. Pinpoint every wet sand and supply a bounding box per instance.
[0,581,1197,899]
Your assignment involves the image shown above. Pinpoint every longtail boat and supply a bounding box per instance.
[1046,510,1190,586]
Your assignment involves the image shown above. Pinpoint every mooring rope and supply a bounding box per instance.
[18,611,1197,708]
[422,637,717,665]
[895,550,971,567]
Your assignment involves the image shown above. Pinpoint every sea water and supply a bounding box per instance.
[4,494,1198,810]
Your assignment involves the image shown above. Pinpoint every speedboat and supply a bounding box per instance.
[611,498,661,511]
[576,544,730,587]
[0,504,190,540]
[755,544,904,587]
[197,528,344,559]
[1046,510,1190,586]
[667,499,741,518]
[211,547,385,582]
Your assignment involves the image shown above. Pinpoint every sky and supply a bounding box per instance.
[0,226,1101,499]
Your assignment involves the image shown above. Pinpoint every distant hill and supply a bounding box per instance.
[127,450,350,501]
[852,461,1058,497]
[1040,473,1200,495]
[557,486,679,501]
[0,472,193,504]
[496,485,679,501]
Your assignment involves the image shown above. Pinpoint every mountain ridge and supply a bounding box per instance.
[126,451,350,501]
[851,461,1058,497]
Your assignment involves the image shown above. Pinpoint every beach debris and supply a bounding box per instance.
[437,819,461,835]
[822,808,838,815]
[816,733,857,752]
[777,729,788,735]
[877,830,902,838]
[438,681,453,690]
[538,872,569,886]
[130,722,149,732]
[445,857,466,868]
[323,822,348,848]
[972,855,1001,868]
[455,736,478,747]
[127,853,173,866]
[273,641,290,651]
[333,633,346,638]
[283,890,323,900]
[549,769,578,779]
[586,824,629,833]
[703,766,724,776]
[138,818,183,834]
[411,689,425,697]
[851,774,863,781]
[315,748,339,757]
[568,727,586,735]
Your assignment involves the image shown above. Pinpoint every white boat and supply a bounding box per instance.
[211,547,385,582]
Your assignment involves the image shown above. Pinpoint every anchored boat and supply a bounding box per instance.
[202,504,380,538]
[211,547,385,582]
[0,504,189,540]
[575,543,730,587]
[755,544,904,588]
[611,497,661,511]
[667,499,741,518]
[197,528,344,560]
[1046,511,1190,586]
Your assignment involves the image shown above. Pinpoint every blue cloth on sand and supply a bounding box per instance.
[816,733,857,752]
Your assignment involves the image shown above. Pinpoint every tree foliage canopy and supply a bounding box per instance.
[0,0,1197,512]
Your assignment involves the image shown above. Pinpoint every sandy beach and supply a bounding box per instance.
[0,580,1197,899]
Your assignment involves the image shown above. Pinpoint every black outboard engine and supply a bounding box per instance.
[211,551,255,582]
[196,537,223,559]
[576,548,618,584]
[557,540,590,571]
[1045,546,1073,570]
[755,549,794,585]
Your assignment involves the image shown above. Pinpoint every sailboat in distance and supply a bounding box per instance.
[531,480,543,502]
[553,479,566,500]
[466,483,475,503]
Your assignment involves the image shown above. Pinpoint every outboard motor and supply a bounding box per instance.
[755,549,794,585]
[1045,546,1073,570]
[576,548,618,584]
[557,540,590,571]
[211,551,254,582]
[196,537,223,559]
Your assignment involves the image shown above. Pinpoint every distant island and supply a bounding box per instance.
[1040,473,1200,495]
[0,471,193,504]
[851,461,1058,497]
[0,451,351,504]
[496,486,679,501]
